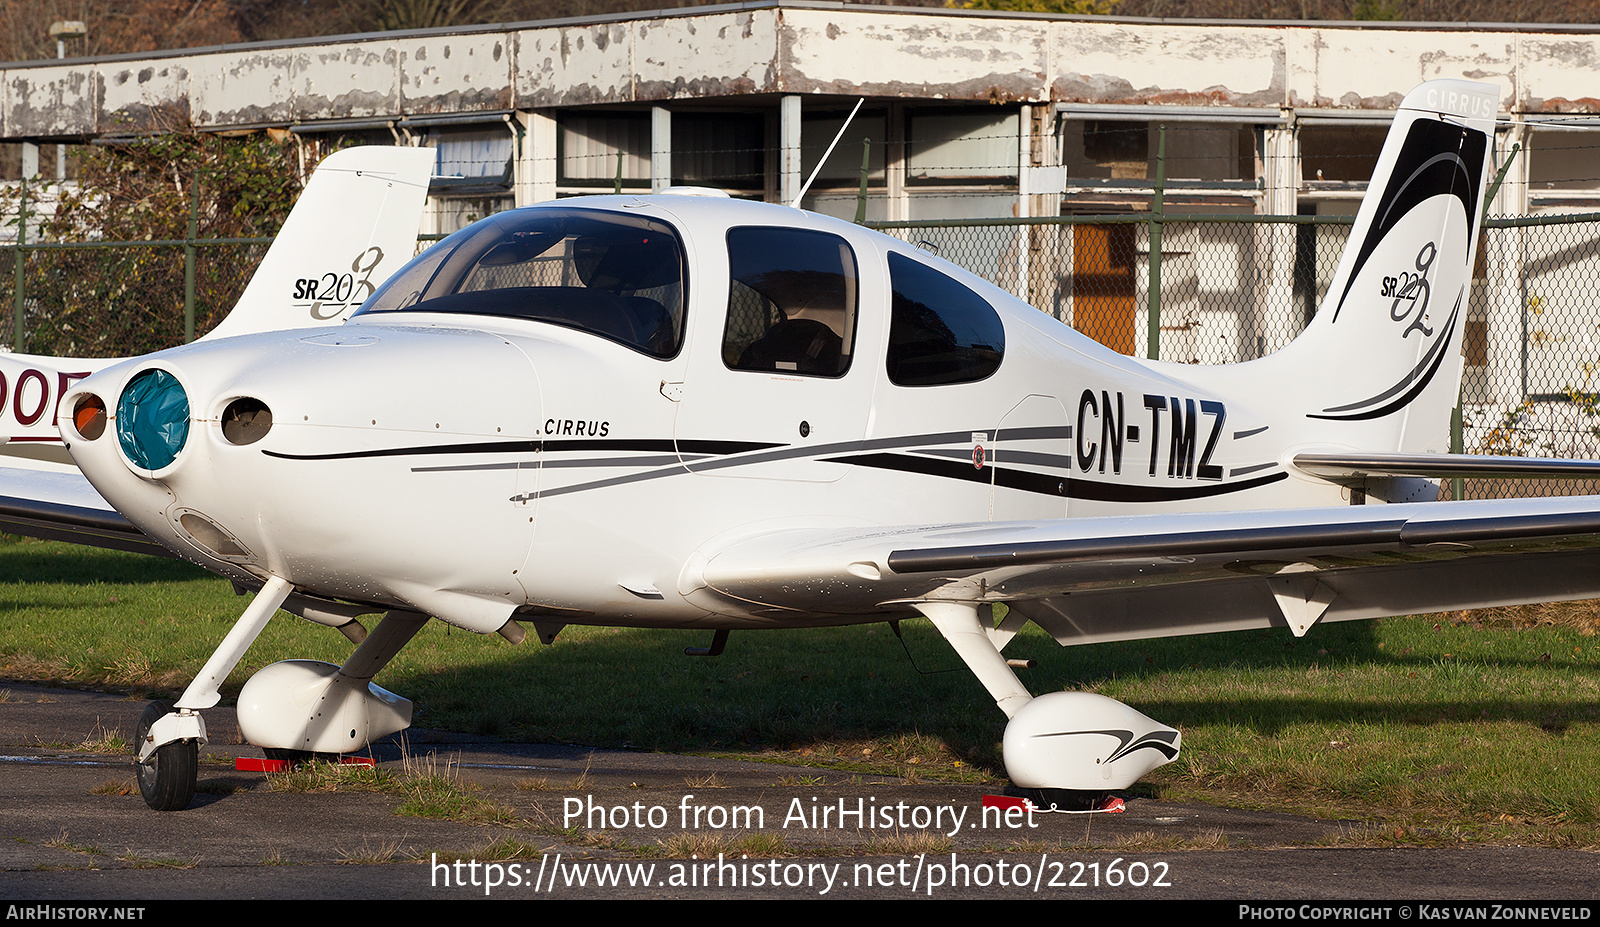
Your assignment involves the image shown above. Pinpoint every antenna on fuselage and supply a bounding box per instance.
[790,98,865,209]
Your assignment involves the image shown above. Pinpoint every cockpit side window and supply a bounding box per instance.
[886,251,1005,386]
[356,208,687,359]
[723,227,858,378]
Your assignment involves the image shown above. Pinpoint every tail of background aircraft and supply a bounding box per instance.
[1184,79,1499,457]
[202,145,435,340]
[0,145,434,465]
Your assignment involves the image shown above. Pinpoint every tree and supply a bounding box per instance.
[44,128,299,243]
[0,0,242,61]
[7,127,301,355]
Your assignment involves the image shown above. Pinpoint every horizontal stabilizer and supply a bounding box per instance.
[1294,452,1600,482]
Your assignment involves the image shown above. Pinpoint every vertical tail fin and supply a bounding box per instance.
[1273,80,1499,454]
[201,145,435,341]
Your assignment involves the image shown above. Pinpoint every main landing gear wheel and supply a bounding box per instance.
[134,700,196,812]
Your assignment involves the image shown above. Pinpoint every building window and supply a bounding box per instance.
[1062,121,1256,183]
[907,111,1019,184]
[559,113,649,188]
[1299,124,1387,185]
[1080,121,1147,179]
[802,112,887,187]
[1527,127,1600,202]
[673,113,765,192]
[429,127,513,189]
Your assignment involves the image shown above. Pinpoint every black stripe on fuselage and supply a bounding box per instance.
[263,438,779,462]
[262,428,1284,505]
[823,452,1287,502]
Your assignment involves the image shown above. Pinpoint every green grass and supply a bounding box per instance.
[2,534,1599,846]
[264,755,514,824]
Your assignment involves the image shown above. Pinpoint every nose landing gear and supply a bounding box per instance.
[132,576,429,811]
[132,575,293,811]
[133,700,197,812]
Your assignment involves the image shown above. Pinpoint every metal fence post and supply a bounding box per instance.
[184,176,198,343]
[1450,403,1465,499]
[855,138,871,225]
[12,177,26,353]
[1146,125,1165,361]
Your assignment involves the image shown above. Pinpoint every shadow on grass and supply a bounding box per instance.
[5,537,1595,765]
[379,616,1600,769]
[0,538,203,585]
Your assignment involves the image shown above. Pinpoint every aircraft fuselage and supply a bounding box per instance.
[59,194,1357,634]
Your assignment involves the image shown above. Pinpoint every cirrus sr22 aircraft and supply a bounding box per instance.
[5,79,1598,812]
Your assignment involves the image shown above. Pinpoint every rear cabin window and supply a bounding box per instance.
[356,208,686,359]
[723,227,858,378]
[886,252,1005,385]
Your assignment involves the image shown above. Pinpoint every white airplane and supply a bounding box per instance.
[9,79,1600,813]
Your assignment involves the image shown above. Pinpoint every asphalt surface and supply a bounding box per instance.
[1,681,1597,901]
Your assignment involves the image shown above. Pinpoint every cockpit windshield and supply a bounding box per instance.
[355,208,687,358]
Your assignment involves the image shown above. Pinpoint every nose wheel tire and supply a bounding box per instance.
[134,700,197,812]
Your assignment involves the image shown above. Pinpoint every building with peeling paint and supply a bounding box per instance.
[6,1,1600,223]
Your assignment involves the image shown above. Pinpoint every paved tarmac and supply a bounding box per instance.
[1,680,1597,901]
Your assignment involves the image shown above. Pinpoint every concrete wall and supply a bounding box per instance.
[8,3,1600,140]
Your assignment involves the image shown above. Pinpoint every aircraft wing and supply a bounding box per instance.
[0,466,169,558]
[694,495,1600,645]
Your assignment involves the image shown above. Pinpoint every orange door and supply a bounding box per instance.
[1072,223,1136,355]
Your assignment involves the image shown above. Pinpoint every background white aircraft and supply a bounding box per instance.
[7,79,1600,813]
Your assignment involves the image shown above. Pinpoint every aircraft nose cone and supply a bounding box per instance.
[115,368,190,472]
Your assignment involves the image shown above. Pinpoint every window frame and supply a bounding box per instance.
[721,225,862,379]
[885,250,1006,387]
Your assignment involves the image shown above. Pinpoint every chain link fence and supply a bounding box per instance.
[3,239,269,357]
[871,215,1352,363]
[869,211,1600,499]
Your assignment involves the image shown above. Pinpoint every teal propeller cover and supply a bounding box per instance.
[117,369,189,470]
